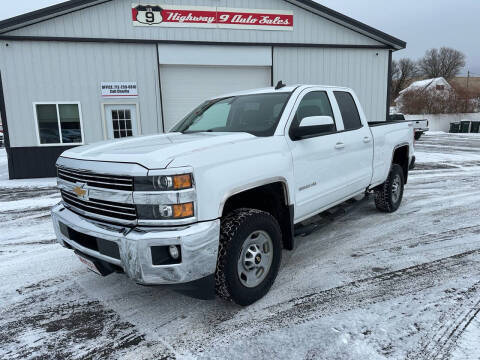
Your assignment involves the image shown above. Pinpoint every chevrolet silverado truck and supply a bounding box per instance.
[51,84,415,306]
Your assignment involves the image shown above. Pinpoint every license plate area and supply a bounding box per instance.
[76,253,102,275]
[75,251,116,277]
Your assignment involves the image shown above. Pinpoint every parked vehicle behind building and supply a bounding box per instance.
[51,84,415,305]
[390,113,429,140]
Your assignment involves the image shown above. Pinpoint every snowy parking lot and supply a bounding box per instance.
[1,132,479,359]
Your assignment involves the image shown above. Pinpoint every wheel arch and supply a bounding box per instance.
[391,143,410,184]
[219,178,295,251]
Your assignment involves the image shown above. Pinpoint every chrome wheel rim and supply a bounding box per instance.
[391,174,402,203]
[237,230,274,288]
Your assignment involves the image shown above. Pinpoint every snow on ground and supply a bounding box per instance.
[1,133,480,359]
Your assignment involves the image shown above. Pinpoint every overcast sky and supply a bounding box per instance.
[1,0,479,75]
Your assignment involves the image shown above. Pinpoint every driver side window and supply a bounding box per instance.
[290,91,336,135]
[290,91,337,136]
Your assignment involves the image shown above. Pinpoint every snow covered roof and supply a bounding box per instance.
[399,77,451,95]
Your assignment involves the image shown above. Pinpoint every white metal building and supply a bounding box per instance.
[0,0,405,179]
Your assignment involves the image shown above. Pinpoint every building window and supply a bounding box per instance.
[436,85,445,91]
[104,104,138,139]
[35,103,83,145]
[111,109,134,138]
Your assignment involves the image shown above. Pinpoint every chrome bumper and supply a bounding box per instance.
[51,203,220,284]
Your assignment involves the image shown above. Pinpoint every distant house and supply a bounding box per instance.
[395,77,453,106]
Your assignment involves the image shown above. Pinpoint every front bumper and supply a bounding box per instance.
[51,203,220,285]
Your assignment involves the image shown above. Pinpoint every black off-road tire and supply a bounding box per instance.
[215,208,282,306]
[374,164,405,213]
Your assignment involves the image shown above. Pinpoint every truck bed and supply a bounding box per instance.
[368,119,413,126]
[369,121,414,187]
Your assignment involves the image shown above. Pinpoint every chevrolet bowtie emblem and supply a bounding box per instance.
[73,183,88,200]
[73,186,86,197]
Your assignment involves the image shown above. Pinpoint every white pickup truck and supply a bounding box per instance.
[51,84,415,305]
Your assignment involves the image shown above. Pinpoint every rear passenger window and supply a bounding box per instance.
[334,91,362,131]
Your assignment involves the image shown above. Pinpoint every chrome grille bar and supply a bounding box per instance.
[57,166,133,191]
[61,190,137,222]
[58,167,133,182]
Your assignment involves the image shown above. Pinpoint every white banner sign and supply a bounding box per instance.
[132,4,294,31]
[101,82,138,97]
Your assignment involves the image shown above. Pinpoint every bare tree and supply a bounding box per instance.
[418,47,466,80]
[391,58,418,100]
[391,60,400,81]
[398,86,476,115]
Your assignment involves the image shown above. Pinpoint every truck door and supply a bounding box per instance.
[332,91,374,193]
[287,89,348,222]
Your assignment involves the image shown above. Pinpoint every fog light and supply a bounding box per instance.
[169,245,180,260]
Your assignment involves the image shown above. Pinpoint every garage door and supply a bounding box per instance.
[160,65,271,131]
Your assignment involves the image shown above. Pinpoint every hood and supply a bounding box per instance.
[61,132,256,169]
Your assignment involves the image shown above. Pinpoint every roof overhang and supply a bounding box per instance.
[0,0,406,50]
[0,0,111,34]
[286,0,406,50]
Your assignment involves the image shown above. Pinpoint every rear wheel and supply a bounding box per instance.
[374,164,405,213]
[215,209,282,306]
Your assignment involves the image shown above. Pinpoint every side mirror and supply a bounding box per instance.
[299,116,334,128]
[291,116,335,140]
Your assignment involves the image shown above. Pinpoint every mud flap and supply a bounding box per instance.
[409,155,416,170]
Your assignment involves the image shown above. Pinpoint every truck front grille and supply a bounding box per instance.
[61,190,137,222]
[57,167,133,191]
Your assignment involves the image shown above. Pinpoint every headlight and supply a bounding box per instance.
[134,174,193,191]
[137,202,194,220]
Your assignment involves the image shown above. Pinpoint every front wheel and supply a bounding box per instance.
[374,164,405,213]
[414,132,422,140]
[215,209,282,306]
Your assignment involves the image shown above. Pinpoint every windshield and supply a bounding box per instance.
[171,92,292,137]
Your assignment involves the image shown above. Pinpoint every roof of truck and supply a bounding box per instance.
[214,84,352,99]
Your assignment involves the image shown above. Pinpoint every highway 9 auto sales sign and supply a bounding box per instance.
[132,4,294,31]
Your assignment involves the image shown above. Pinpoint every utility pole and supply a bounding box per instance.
[467,70,470,89]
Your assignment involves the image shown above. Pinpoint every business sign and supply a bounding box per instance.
[132,4,294,31]
[101,82,138,97]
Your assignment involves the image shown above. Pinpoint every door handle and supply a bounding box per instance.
[335,142,345,150]
[363,137,372,143]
